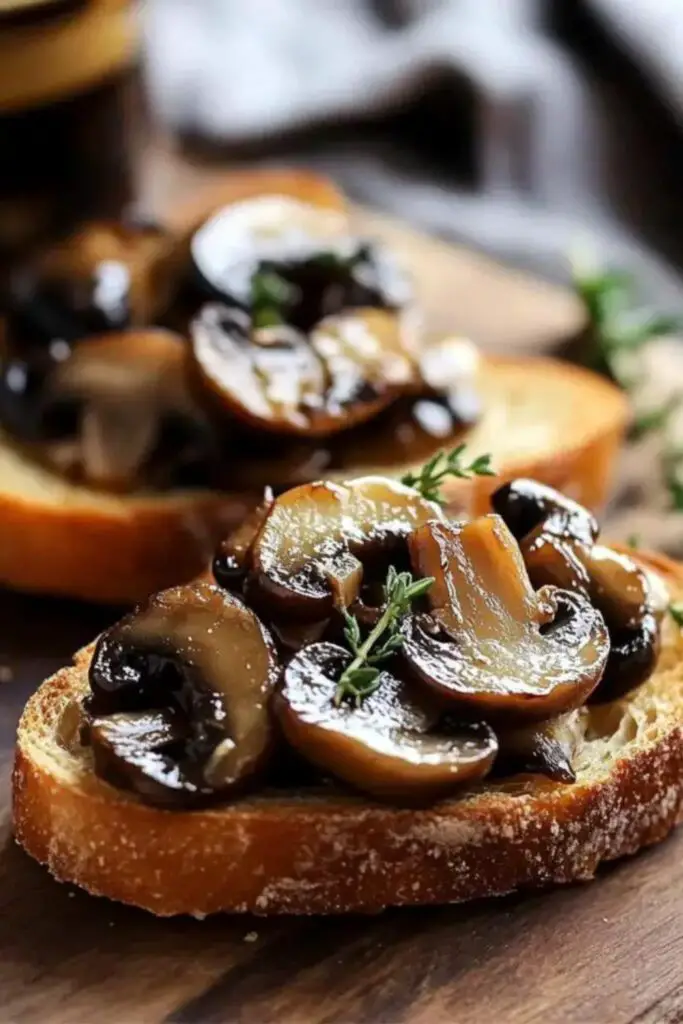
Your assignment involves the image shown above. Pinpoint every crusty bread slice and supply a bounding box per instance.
[0,355,628,603]
[13,551,683,917]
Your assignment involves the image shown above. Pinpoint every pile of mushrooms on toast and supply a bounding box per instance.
[66,448,665,809]
[0,194,480,493]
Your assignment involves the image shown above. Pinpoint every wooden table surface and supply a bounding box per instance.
[1,172,681,1024]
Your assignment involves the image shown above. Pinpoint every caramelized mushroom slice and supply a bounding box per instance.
[248,476,445,620]
[190,195,348,309]
[189,195,410,325]
[213,487,275,589]
[87,581,279,806]
[8,218,177,341]
[492,479,660,700]
[192,303,417,437]
[402,517,609,721]
[43,328,214,490]
[496,717,577,783]
[275,642,497,802]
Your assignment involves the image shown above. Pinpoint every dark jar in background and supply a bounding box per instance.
[0,0,139,271]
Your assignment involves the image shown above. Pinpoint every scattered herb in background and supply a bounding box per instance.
[669,602,683,628]
[573,260,683,391]
[334,566,434,707]
[401,444,495,504]
[662,446,683,511]
[626,533,641,550]
[630,393,683,442]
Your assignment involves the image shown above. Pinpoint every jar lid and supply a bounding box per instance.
[0,0,137,111]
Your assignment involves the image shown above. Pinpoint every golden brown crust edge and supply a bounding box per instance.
[12,555,683,917]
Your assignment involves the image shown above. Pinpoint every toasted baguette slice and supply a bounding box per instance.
[13,551,683,917]
[0,354,627,604]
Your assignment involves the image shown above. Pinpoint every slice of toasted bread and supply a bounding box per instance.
[0,167,628,603]
[0,354,628,604]
[13,552,683,917]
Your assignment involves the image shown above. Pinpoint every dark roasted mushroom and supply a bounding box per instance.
[401,516,609,722]
[86,580,279,806]
[191,303,418,437]
[0,220,179,444]
[492,479,661,700]
[495,717,577,783]
[8,219,177,339]
[247,476,445,621]
[275,642,498,802]
[189,195,410,327]
[40,329,215,490]
[213,487,275,589]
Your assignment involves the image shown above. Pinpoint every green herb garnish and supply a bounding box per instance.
[334,566,434,707]
[401,444,495,504]
[669,602,683,627]
[630,393,682,442]
[626,533,641,550]
[250,269,296,329]
[662,446,683,511]
[572,259,683,389]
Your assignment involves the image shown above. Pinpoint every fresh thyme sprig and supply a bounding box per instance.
[662,445,683,511]
[334,566,434,707]
[401,444,495,504]
[669,602,683,627]
[572,258,683,394]
[251,269,296,329]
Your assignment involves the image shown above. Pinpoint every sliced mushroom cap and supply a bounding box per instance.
[190,195,411,323]
[491,479,598,549]
[275,642,498,802]
[43,328,215,490]
[492,479,661,700]
[495,717,577,783]
[248,476,445,621]
[8,219,177,343]
[191,303,418,437]
[87,580,279,806]
[402,516,609,722]
[213,487,275,589]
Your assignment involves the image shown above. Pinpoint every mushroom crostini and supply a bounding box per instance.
[14,449,682,916]
[0,169,628,602]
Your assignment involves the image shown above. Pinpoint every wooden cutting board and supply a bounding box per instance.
[0,162,680,1024]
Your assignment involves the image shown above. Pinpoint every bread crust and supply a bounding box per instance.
[12,555,683,916]
[0,168,629,603]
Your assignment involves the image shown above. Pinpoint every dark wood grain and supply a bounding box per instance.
[0,165,681,1024]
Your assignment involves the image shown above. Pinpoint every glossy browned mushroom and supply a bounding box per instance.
[9,218,177,341]
[213,487,275,589]
[43,328,214,491]
[492,479,660,701]
[191,303,418,437]
[275,642,498,802]
[247,476,445,621]
[86,580,279,807]
[495,717,577,783]
[401,516,609,722]
[189,194,411,326]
